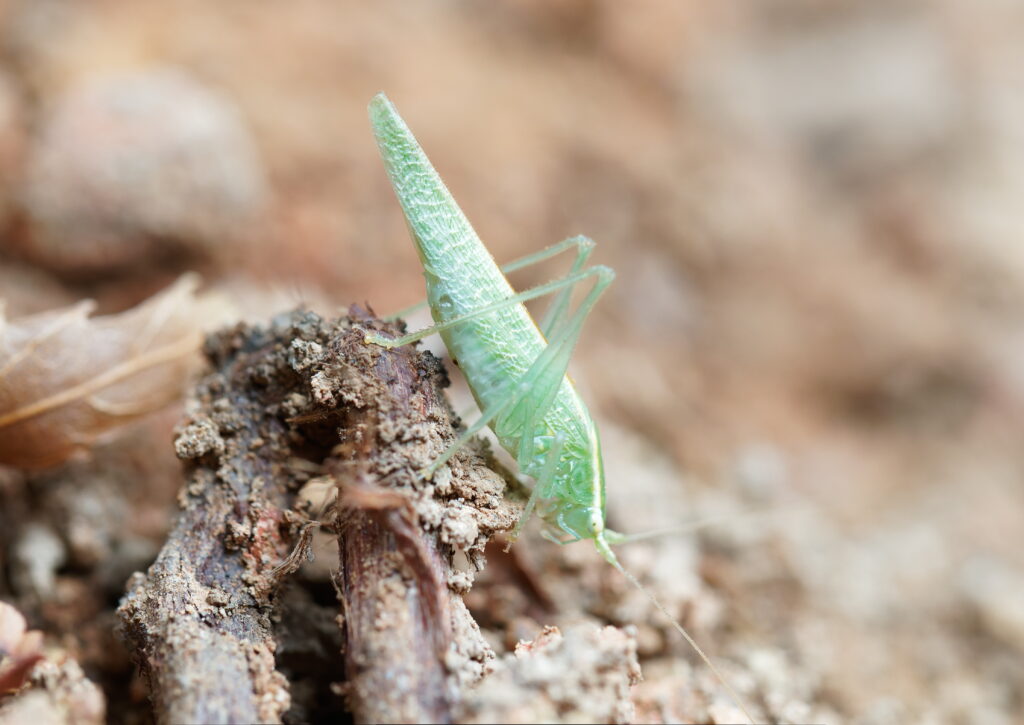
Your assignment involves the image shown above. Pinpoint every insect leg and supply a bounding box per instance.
[509,264,615,465]
[533,237,594,339]
[493,234,597,338]
[419,388,517,479]
[365,264,613,349]
[417,271,596,480]
[420,265,612,478]
[430,263,614,477]
[383,236,595,323]
[507,432,566,544]
[499,235,594,274]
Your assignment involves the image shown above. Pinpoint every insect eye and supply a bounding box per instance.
[437,293,455,314]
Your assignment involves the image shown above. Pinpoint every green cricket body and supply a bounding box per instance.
[367,95,757,722]
[369,93,610,550]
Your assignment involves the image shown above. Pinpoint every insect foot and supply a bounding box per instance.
[363,331,397,348]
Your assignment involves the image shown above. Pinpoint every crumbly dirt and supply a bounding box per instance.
[105,308,525,724]
[457,624,642,725]
[0,658,105,725]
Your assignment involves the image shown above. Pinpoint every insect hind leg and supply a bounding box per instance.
[392,264,613,542]
[499,235,595,338]
[382,235,595,324]
[417,264,609,478]
[505,432,566,549]
[507,263,614,465]
[366,242,601,350]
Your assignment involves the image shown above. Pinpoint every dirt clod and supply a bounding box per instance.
[458,624,641,725]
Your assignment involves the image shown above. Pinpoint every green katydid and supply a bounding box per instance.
[364,93,755,724]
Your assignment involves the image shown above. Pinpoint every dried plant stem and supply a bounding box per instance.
[116,309,509,724]
[330,311,462,723]
[116,317,303,725]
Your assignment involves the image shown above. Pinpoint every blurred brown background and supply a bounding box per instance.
[1,1,1023,723]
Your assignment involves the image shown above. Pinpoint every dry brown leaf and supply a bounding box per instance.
[0,274,229,469]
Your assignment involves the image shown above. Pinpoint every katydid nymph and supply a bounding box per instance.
[365,93,755,723]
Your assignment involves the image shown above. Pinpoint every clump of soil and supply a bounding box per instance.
[111,307,573,724]
[458,624,642,724]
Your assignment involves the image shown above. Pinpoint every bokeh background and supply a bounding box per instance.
[2,1,1023,723]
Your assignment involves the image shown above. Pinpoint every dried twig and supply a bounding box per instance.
[116,308,517,724]
[324,308,518,724]
[335,479,455,722]
[116,314,313,724]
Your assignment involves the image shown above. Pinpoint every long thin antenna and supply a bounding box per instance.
[595,535,757,725]
[606,506,798,546]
